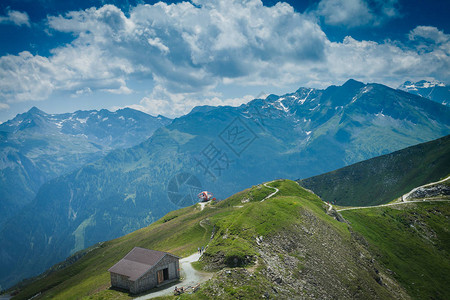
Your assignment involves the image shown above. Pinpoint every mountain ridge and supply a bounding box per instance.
[0,107,172,226]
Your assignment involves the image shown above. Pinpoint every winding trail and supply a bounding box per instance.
[199,201,207,211]
[324,176,450,212]
[261,182,279,202]
[401,175,450,201]
[336,199,450,212]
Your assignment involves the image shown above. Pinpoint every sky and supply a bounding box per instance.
[0,0,449,122]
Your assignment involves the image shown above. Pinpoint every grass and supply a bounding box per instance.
[341,202,450,299]
[12,180,326,299]
[11,179,449,300]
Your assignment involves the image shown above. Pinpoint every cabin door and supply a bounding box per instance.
[157,269,164,284]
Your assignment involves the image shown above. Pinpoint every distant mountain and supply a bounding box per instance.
[298,135,450,206]
[1,79,450,289]
[8,179,450,299]
[0,107,171,226]
[399,80,449,106]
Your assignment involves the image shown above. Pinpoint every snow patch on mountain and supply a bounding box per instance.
[76,118,88,124]
[400,80,445,91]
[297,89,313,105]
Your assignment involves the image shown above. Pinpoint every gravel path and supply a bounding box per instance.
[401,175,450,201]
[261,182,279,202]
[336,199,450,212]
[324,176,450,212]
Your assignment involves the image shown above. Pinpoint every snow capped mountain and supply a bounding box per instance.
[399,80,449,106]
[0,107,171,227]
[0,107,171,149]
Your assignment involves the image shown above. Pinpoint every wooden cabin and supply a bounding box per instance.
[108,247,180,294]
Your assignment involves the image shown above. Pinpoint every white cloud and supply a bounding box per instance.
[128,84,253,118]
[325,31,450,87]
[313,0,399,28]
[0,1,327,103]
[0,1,448,116]
[0,9,30,27]
[0,103,9,110]
[409,26,449,45]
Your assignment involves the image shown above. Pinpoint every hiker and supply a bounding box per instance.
[201,246,204,253]
[198,247,200,254]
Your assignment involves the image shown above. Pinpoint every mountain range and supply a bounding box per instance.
[399,80,449,106]
[1,79,450,290]
[0,107,171,226]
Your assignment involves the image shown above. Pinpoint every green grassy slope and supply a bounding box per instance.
[298,135,450,206]
[7,185,275,300]
[341,202,450,299]
[8,180,449,300]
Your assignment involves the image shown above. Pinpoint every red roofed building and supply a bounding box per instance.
[108,247,180,294]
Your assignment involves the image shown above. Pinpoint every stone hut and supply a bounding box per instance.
[108,247,180,294]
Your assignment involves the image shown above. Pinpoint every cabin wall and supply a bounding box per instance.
[130,255,180,294]
[110,272,130,290]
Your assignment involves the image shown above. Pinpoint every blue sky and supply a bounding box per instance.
[0,0,449,122]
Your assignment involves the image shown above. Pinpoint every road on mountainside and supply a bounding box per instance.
[336,199,450,212]
[261,182,279,202]
[401,175,450,201]
[134,253,213,299]
[324,176,450,212]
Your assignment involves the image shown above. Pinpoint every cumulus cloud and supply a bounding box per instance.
[128,84,254,118]
[0,9,30,27]
[0,1,448,118]
[313,0,399,28]
[0,1,327,103]
[409,26,449,45]
[325,29,450,86]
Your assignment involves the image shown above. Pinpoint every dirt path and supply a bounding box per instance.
[401,175,450,201]
[199,201,207,211]
[326,176,450,212]
[134,253,213,299]
[336,199,450,212]
[261,182,279,202]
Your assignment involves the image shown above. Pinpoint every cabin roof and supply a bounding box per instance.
[108,247,179,281]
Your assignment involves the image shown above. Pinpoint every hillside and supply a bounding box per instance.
[6,179,449,300]
[297,135,450,206]
[2,79,450,289]
[0,107,171,226]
